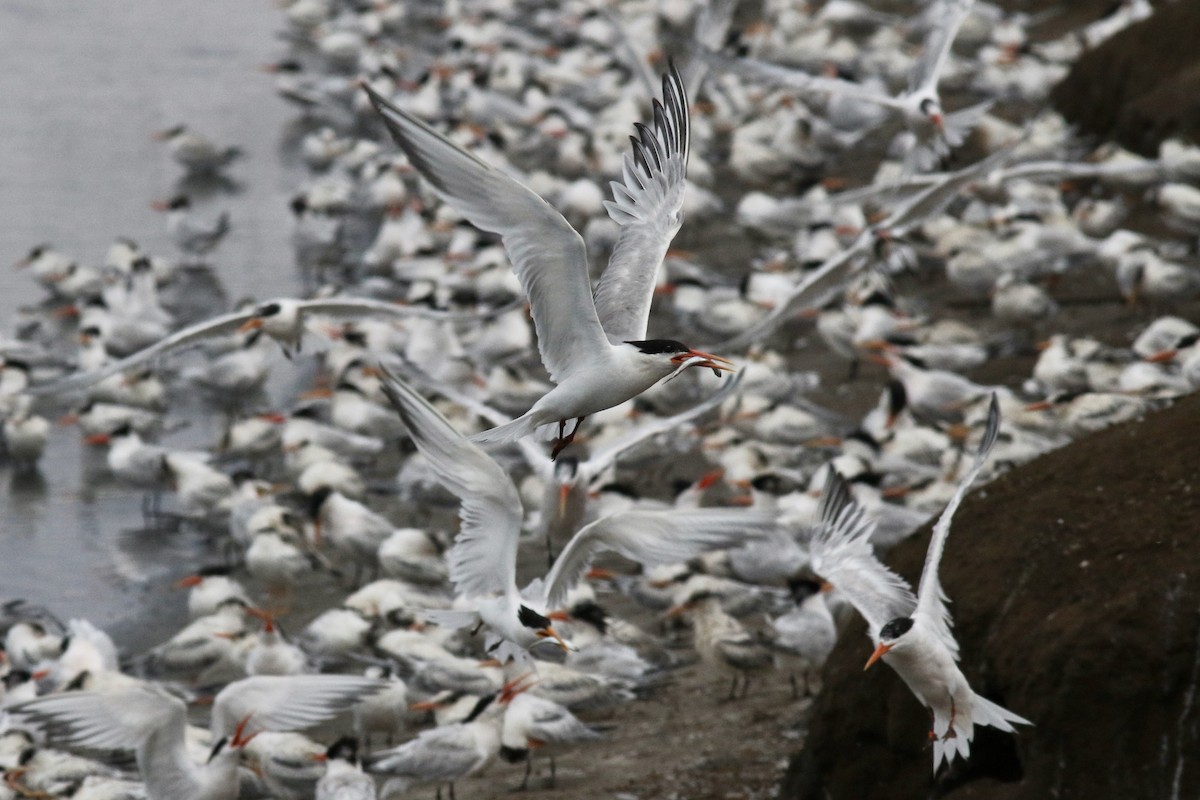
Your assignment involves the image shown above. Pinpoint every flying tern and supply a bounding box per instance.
[28,296,511,397]
[810,395,1030,771]
[364,64,736,459]
[380,370,774,663]
[12,674,384,800]
[703,0,989,172]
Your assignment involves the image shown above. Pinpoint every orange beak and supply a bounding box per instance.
[546,610,570,622]
[83,433,111,446]
[558,484,571,517]
[231,714,259,748]
[1024,400,1054,412]
[864,641,894,671]
[309,753,328,762]
[585,567,616,581]
[930,112,944,131]
[535,626,571,652]
[174,575,204,589]
[237,318,264,334]
[409,699,443,712]
[1146,349,1178,364]
[695,469,725,491]
[664,601,693,619]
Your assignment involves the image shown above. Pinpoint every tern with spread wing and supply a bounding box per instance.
[11,674,384,800]
[380,370,774,663]
[28,296,507,397]
[810,395,1029,772]
[703,0,987,172]
[364,64,736,460]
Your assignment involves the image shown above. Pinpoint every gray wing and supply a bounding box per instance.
[594,64,691,343]
[380,369,523,597]
[211,674,385,738]
[583,371,743,476]
[26,309,253,396]
[908,0,976,95]
[367,724,483,779]
[809,471,916,639]
[544,508,777,610]
[913,393,1000,660]
[363,84,608,384]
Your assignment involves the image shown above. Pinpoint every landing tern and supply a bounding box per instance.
[810,395,1030,771]
[363,64,736,459]
[380,370,774,662]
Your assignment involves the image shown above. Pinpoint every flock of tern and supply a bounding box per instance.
[0,0,1195,797]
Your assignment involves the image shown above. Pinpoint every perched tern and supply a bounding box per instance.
[810,396,1030,771]
[364,65,736,459]
[315,736,375,800]
[381,370,775,662]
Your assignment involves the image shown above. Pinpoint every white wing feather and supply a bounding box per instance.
[908,0,976,95]
[363,84,608,384]
[543,508,777,610]
[27,309,253,396]
[913,393,1000,660]
[10,684,185,752]
[595,64,691,343]
[380,369,524,597]
[211,674,385,739]
[809,471,917,639]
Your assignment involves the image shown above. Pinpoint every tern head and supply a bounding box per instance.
[918,97,944,131]
[865,616,915,670]
[625,339,736,379]
[237,301,290,336]
[321,736,360,766]
[517,604,571,652]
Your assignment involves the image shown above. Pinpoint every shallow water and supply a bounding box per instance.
[0,0,301,650]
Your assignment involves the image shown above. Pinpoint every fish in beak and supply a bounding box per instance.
[670,349,736,377]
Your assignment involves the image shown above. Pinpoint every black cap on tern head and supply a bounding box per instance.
[625,339,690,355]
[326,736,359,764]
[517,604,551,631]
[879,616,915,642]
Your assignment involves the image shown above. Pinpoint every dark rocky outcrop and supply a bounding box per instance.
[1051,2,1200,155]
[782,392,1200,799]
